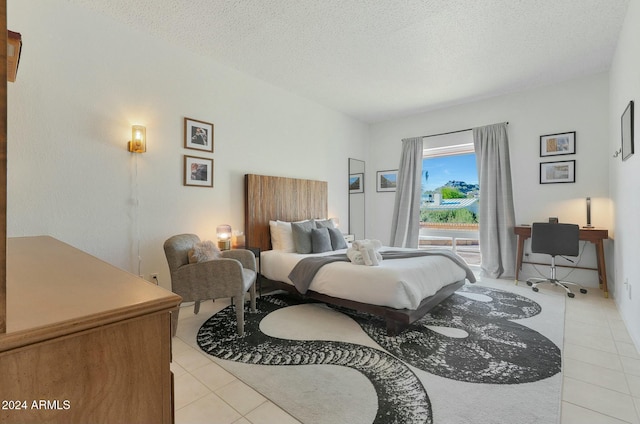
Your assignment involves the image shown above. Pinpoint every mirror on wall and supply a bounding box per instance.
[348,158,365,240]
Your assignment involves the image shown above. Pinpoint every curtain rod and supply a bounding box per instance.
[420,122,509,139]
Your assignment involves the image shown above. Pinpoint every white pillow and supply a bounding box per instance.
[269,220,280,249]
[269,220,295,252]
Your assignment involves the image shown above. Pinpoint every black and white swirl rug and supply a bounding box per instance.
[197,282,564,424]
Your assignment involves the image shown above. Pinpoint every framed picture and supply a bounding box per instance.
[540,131,576,157]
[540,160,575,184]
[376,169,398,192]
[349,173,363,194]
[184,117,214,152]
[184,155,213,187]
[622,100,634,161]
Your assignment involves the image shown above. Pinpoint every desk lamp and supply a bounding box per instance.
[584,197,594,228]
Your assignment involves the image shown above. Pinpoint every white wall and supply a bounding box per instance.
[368,73,611,287]
[609,0,640,348]
[7,0,368,289]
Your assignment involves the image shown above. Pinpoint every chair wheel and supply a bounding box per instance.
[580,289,587,294]
[568,292,575,298]
[526,281,533,286]
[532,287,538,292]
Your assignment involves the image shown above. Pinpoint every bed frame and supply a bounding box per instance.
[244,173,465,336]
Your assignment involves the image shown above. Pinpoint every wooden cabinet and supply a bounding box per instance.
[0,236,182,423]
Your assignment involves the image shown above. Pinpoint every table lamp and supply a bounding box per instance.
[584,197,593,228]
[217,224,232,250]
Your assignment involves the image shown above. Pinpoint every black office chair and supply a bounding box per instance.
[526,222,587,298]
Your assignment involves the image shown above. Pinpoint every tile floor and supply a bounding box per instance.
[172,275,640,424]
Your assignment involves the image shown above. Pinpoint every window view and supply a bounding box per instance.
[419,143,481,264]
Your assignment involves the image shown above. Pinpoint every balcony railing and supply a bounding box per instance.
[418,222,480,265]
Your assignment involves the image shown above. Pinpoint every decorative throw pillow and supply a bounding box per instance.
[314,218,336,229]
[291,220,315,254]
[328,227,348,250]
[269,220,281,249]
[311,227,333,253]
[188,240,221,263]
[270,220,295,252]
[275,221,295,252]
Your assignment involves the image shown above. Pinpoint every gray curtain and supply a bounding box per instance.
[390,137,423,247]
[473,123,516,278]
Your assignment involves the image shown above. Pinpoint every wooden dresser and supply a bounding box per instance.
[0,236,182,423]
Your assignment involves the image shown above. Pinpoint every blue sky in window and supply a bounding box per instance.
[422,153,478,191]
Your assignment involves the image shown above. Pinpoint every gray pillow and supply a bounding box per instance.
[291,220,315,254]
[314,218,336,229]
[311,227,333,253]
[328,227,348,250]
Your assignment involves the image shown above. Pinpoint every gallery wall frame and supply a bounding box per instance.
[539,160,575,184]
[540,131,576,157]
[376,169,398,192]
[184,117,214,152]
[621,100,634,161]
[184,155,213,187]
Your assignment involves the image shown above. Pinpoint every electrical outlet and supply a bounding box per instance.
[150,273,159,284]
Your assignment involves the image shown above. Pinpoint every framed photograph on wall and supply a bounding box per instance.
[540,131,576,157]
[184,155,213,187]
[376,169,398,192]
[184,117,214,152]
[539,160,575,184]
[349,173,364,194]
[621,100,634,161]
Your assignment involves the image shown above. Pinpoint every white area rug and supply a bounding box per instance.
[198,280,565,424]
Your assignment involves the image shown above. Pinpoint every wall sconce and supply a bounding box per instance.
[217,224,232,250]
[128,125,146,153]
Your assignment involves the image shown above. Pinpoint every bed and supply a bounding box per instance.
[244,173,475,335]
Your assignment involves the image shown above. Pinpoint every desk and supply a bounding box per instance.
[514,225,609,297]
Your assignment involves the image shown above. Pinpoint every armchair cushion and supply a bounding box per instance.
[188,240,222,263]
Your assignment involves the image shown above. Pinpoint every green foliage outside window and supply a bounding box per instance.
[440,187,466,199]
[420,208,478,224]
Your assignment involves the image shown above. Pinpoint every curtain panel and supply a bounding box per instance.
[390,137,423,248]
[473,123,517,278]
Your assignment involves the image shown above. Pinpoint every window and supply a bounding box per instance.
[419,131,480,264]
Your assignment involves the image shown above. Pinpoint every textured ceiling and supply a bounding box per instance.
[67,0,630,123]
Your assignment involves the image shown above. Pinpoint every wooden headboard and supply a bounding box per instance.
[244,174,328,252]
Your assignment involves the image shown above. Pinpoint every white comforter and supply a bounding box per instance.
[260,247,470,310]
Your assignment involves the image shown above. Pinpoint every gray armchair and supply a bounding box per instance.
[163,234,257,336]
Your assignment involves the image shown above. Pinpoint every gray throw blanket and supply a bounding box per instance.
[288,249,476,294]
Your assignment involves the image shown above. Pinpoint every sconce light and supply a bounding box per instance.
[584,197,593,228]
[128,125,146,153]
[217,224,232,250]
